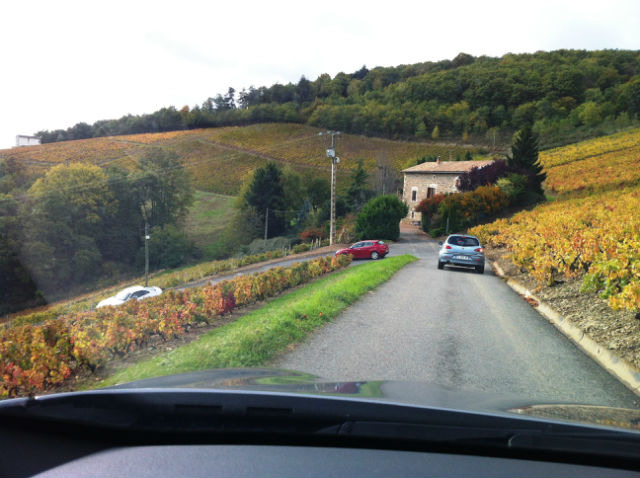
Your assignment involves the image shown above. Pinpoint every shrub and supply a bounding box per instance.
[355,195,408,241]
[293,243,311,253]
[429,185,508,236]
[247,236,290,255]
[336,214,357,243]
[299,227,323,242]
[496,173,529,205]
[415,193,445,232]
[457,159,507,191]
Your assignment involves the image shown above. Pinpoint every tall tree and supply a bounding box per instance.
[21,163,117,290]
[305,176,330,213]
[295,76,315,104]
[133,148,194,228]
[0,192,42,314]
[346,159,373,211]
[224,87,236,110]
[101,166,143,264]
[243,162,286,237]
[508,124,546,194]
[280,167,306,226]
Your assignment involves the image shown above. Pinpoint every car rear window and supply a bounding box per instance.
[448,236,480,247]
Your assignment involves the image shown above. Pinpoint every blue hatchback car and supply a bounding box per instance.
[438,234,485,274]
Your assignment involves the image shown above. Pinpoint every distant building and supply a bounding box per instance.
[402,158,494,222]
[15,135,41,147]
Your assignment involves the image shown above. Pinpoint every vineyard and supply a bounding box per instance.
[543,145,640,194]
[0,137,142,174]
[198,123,479,171]
[539,127,640,169]
[4,248,302,329]
[471,127,640,311]
[0,254,351,398]
[0,123,483,195]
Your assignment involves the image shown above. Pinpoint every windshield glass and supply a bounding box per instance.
[114,290,135,301]
[448,236,480,247]
[2,0,640,437]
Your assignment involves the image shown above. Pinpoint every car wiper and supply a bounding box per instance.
[3,389,640,462]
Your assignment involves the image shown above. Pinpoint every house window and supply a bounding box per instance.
[427,187,436,199]
[411,187,418,202]
[411,211,414,219]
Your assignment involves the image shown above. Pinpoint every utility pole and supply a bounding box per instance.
[319,131,340,245]
[144,222,150,287]
[264,207,269,247]
[378,165,387,195]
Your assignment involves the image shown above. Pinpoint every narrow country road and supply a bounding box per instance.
[272,227,640,408]
[177,249,344,291]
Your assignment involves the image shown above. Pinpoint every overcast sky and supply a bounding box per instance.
[1,0,639,149]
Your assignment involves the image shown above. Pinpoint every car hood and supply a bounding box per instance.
[105,368,640,432]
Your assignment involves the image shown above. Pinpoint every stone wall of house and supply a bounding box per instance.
[402,173,459,222]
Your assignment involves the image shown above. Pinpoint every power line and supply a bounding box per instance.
[0,131,328,205]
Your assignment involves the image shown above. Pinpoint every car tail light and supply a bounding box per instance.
[475,247,484,253]
[445,245,452,249]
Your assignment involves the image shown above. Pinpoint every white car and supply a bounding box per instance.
[96,285,162,308]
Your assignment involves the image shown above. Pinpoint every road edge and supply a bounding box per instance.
[489,260,640,397]
[178,246,347,289]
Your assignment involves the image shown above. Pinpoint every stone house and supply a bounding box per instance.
[402,158,494,222]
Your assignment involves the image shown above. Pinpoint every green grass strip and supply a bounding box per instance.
[97,254,417,387]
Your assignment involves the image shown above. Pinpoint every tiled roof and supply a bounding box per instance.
[402,160,494,174]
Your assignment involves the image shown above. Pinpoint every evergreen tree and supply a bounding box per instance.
[508,124,546,194]
[346,159,373,211]
[415,121,428,139]
[295,76,315,104]
[244,162,286,237]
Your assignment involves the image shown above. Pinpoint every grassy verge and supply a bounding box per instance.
[97,254,417,387]
[183,190,235,254]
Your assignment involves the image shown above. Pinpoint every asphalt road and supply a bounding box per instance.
[273,229,640,408]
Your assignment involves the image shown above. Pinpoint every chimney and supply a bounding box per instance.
[436,156,441,165]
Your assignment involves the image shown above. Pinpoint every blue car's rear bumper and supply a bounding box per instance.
[440,254,484,267]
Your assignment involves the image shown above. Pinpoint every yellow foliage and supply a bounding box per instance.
[471,128,640,310]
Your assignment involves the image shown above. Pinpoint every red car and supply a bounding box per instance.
[335,240,389,260]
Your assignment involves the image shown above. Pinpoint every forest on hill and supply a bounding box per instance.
[35,50,640,148]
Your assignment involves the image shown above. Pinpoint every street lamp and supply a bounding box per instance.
[144,222,150,287]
